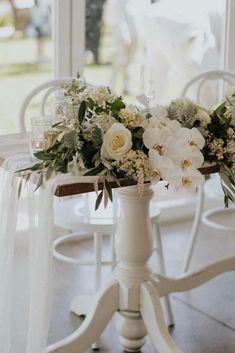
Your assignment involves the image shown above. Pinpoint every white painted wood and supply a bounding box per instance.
[115,186,153,268]
[47,184,235,353]
[154,256,235,297]
[19,77,76,132]
[53,0,85,78]
[141,282,182,353]
[71,0,85,77]
[224,0,235,72]
[118,311,147,352]
[181,185,204,273]
[181,70,235,274]
[94,232,102,292]
[46,280,119,353]
[52,0,72,77]
[153,222,174,327]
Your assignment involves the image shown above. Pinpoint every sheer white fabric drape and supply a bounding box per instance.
[0,156,98,353]
[0,156,54,353]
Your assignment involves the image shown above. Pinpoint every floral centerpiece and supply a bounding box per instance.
[18,76,234,209]
[166,95,235,206]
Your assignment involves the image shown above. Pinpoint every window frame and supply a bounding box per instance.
[52,0,85,78]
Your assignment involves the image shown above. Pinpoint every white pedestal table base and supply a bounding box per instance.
[47,185,235,353]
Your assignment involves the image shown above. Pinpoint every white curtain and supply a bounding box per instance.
[0,155,98,353]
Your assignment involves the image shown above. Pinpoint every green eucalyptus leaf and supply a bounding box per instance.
[94,177,99,195]
[34,173,44,192]
[34,151,54,161]
[84,164,104,176]
[78,101,86,124]
[18,178,23,198]
[104,179,113,202]
[95,191,103,210]
[104,188,109,208]
[45,165,54,180]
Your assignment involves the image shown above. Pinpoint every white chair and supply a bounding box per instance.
[19,77,78,132]
[19,78,174,329]
[181,70,235,273]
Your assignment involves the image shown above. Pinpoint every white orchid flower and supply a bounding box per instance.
[175,127,205,149]
[149,149,204,191]
[143,116,182,150]
[163,137,204,169]
[143,127,172,150]
[167,119,182,132]
[149,149,182,187]
[180,168,205,192]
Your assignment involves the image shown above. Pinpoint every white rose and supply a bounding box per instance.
[101,123,132,160]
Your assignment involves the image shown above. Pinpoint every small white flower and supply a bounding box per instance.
[149,105,168,120]
[101,123,132,161]
[78,86,116,107]
[119,108,146,128]
[175,127,205,149]
[195,108,211,126]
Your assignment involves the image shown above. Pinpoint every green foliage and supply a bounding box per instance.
[220,164,235,207]
[78,101,86,124]
[91,126,102,145]
[111,97,125,114]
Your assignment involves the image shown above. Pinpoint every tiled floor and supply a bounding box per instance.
[13,215,235,352]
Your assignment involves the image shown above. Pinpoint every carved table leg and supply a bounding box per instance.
[140,282,182,353]
[151,256,235,297]
[46,280,119,353]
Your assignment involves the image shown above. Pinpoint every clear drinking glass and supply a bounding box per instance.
[29,116,53,160]
[139,65,157,108]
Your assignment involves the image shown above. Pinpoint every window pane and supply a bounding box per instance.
[0,0,53,134]
[84,0,227,107]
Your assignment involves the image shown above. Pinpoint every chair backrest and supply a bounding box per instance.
[19,77,78,132]
[181,70,235,197]
[181,70,235,108]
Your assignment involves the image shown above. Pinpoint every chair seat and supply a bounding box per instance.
[54,190,161,233]
[54,192,119,234]
[203,175,224,199]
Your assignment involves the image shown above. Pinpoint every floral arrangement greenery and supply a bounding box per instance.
[167,96,235,206]
[18,77,234,209]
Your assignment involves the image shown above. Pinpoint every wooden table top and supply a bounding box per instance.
[0,132,219,197]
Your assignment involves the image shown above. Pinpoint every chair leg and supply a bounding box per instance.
[181,185,204,273]
[93,232,103,350]
[110,232,116,271]
[153,222,174,327]
[94,232,102,292]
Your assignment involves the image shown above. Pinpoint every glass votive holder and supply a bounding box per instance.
[29,116,53,160]
[50,95,72,123]
[64,103,79,121]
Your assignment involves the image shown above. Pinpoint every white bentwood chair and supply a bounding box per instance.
[19,78,174,329]
[181,70,235,272]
